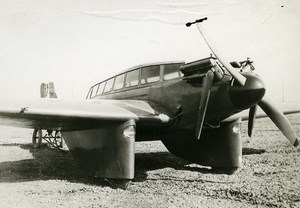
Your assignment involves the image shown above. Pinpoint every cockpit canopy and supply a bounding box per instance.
[86,62,184,99]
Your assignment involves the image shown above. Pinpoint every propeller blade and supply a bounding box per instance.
[196,22,246,86]
[196,70,215,139]
[258,97,299,147]
[248,105,258,137]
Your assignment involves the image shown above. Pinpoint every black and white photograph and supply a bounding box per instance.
[0,0,299,207]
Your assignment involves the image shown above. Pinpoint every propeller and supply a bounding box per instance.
[188,18,299,147]
[248,105,257,138]
[258,97,299,147]
[191,18,253,140]
[195,70,214,139]
[247,98,299,147]
[192,17,246,86]
[191,18,247,140]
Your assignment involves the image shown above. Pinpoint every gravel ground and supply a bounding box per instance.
[0,114,299,208]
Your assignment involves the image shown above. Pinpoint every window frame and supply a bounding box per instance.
[90,84,100,98]
[163,63,184,81]
[103,77,115,93]
[125,69,140,88]
[86,88,92,99]
[113,73,126,91]
[140,65,161,85]
[97,82,105,95]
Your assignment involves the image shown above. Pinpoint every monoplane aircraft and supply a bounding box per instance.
[0,18,299,189]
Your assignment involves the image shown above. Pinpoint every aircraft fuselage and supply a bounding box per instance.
[88,57,265,139]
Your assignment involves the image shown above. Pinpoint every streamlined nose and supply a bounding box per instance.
[229,74,266,110]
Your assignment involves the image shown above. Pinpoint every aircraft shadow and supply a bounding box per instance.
[134,152,219,183]
[0,144,107,187]
[0,144,266,185]
[242,148,266,155]
[134,147,266,182]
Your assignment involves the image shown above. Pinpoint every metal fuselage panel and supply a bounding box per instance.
[95,76,237,139]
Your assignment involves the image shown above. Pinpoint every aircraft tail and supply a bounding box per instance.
[40,82,58,98]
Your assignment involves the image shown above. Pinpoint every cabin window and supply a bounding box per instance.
[97,82,105,95]
[104,78,114,93]
[86,88,92,99]
[163,63,183,80]
[125,69,139,87]
[114,74,125,90]
[141,65,160,84]
[91,84,99,98]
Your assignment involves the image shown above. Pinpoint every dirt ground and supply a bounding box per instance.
[0,114,299,208]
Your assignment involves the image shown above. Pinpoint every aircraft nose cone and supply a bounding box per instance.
[229,74,266,110]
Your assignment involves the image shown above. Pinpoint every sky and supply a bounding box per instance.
[0,0,299,102]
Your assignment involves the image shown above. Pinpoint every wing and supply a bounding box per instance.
[0,99,171,131]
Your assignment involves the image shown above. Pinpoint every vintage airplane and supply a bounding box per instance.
[0,18,299,189]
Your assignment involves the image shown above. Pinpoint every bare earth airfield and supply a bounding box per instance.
[0,114,299,208]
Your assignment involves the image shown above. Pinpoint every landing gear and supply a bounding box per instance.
[32,129,42,149]
[105,179,130,190]
[32,129,64,150]
[162,119,242,171]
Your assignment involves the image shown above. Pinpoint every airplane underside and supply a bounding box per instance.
[60,117,242,189]
[61,120,136,181]
[161,119,242,174]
